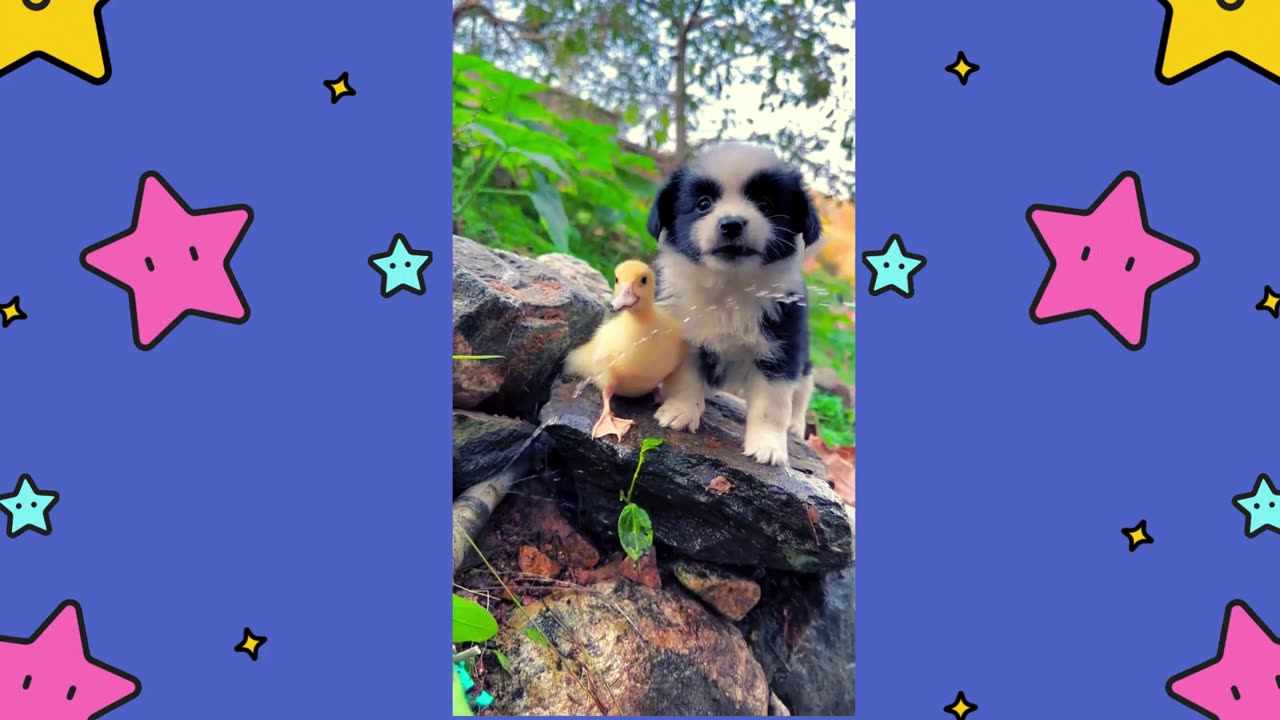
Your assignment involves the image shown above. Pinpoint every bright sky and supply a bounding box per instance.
[625,3,856,192]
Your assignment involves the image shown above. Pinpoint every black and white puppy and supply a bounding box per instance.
[648,142,823,466]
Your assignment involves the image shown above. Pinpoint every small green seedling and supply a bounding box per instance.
[618,438,661,562]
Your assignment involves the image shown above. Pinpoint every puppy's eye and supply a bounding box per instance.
[756,199,772,214]
[696,197,713,212]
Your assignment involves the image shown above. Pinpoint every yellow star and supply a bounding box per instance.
[0,0,112,84]
[234,627,267,661]
[1122,519,1155,552]
[944,690,978,719]
[1157,0,1280,85]
[945,51,980,86]
[324,71,357,104]
[1,296,27,328]
[1258,285,1280,318]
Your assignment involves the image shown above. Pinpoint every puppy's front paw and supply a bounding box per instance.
[743,425,789,466]
[788,419,807,440]
[655,398,703,433]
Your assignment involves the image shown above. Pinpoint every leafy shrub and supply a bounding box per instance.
[453,52,660,273]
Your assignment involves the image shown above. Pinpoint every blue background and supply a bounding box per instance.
[0,1,447,717]
[859,1,1280,717]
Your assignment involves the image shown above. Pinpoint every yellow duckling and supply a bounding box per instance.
[564,260,689,440]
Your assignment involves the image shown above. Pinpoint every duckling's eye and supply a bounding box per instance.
[695,197,713,213]
[640,276,648,286]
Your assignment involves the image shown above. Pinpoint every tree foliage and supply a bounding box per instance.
[453,0,855,198]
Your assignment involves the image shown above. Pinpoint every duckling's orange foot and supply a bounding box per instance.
[591,411,635,440]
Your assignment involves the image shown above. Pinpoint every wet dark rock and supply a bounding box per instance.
[451,410,538,495]
[539,379,853,573]
[747,563,856,716]
[489,579,768,716]
[452,236,606,418]
[672,558,762,622]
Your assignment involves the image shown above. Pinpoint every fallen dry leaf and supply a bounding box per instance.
[707,475,733,495]
[807,435,855,507]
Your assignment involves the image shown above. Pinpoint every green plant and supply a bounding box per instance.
[452,594,498,716]
[454,672,474,716]
[452,52,660,273]
[806,267,856,388]
[453,594,500,644]
[618,438,662,562]
[811,390,855,448]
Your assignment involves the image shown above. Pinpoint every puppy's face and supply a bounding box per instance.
[648,143,822,268]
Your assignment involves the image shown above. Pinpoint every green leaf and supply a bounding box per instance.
[640,437,663,453]
[510,149,569,181]
[454,671,475,716]
[529,172,571,252]
[618,502,654,562]
[453,594,499,644]
[624,102,641,125]
[524,626,550,646]
[465,123,507,149]
[493,649,513,674]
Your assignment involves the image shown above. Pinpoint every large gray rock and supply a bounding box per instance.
[539,379,853,573]
[452,236,607,418]
[536,253,612,306]
[452,411,538,495]
[489,579,768,716]
[747,564,856,716]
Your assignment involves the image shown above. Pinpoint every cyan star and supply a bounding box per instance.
[1234,473,1280,538]
[862,234,926,298]
[0,474,59,538]
[368,234,432,297]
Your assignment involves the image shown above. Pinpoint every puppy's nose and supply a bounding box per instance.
[719,216,747,239]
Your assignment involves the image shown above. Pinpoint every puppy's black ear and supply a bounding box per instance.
[801,188,823,246]
[647,169,684,240]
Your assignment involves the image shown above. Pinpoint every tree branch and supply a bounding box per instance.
[452,0,549,41]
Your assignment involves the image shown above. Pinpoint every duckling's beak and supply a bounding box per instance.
[611,282,639,311]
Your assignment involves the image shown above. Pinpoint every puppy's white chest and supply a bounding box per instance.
[677,294,773,358]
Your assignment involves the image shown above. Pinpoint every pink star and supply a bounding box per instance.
[81,171,253,350]
[1027,171,1198,350]
[0,600,140,720]
[1168,600,1280,720]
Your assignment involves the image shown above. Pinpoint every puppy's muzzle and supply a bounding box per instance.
[712,216,757,260]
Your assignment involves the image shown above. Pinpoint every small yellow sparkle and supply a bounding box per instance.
[944,690,978,719]
[234,627,268,661]
[1257,285,1280,318]
[0,296,27,328]
[1122,519,1154,552]
[323,71,357,104]
[945,51,981,86]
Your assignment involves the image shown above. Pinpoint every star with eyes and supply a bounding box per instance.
[81,171,254,350]
[862,234,926,298]
[368,234,432,297]
[0,474,58,538]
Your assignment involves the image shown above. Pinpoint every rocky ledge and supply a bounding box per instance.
[539,379,852,573]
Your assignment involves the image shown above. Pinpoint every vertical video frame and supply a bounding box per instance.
[450,1,855,715]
